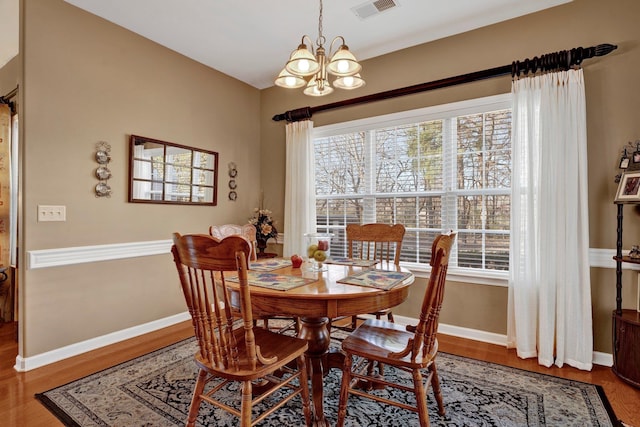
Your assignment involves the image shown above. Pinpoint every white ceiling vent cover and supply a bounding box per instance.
[352,0,399,20]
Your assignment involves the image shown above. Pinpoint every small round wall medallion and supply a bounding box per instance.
[228,179,237,189]
[95,182,112,197]
[228,191,237,201]
[94,141,112,197]
[95,166,112,180]
[228,162,238,177]
[95,150,110,164]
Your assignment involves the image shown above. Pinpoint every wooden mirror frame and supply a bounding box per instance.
[128,135,218,205]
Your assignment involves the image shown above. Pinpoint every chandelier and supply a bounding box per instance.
[274,0,365,97]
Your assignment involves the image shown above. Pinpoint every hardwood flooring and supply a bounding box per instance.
[0,320,638,426]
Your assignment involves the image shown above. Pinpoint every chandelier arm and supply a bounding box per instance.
[300,35,316,55]
[328,36,346,58]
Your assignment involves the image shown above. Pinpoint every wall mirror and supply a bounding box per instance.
[128,135,218,205]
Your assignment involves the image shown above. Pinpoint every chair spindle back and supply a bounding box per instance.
[171,233,253,370]
[412,232,456,363]
[346,223,406,265]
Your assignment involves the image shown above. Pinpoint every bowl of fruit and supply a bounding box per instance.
[304,232,334,271]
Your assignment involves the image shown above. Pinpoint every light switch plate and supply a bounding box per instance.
[38,205,66,222]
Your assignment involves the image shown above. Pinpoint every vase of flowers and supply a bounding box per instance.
[249,208,277,255]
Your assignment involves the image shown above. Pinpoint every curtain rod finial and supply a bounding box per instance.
[272,107,313,123]
[595,43,617,57]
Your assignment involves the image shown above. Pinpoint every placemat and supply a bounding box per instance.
[325,257,379,267]
[226,271,315,291]
[249,258,292,271]
[337,270,412,290]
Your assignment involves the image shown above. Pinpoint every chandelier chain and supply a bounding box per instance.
[317,0,325,47]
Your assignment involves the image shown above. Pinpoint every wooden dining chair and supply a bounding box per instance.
[336,232,457,427]
[209,224,258,261]
[340,223,406,330]
[171,233,311,427]
[209,224,298,334]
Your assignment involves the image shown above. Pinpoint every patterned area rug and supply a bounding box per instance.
[36,333,619,427]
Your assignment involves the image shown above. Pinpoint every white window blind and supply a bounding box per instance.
[313,94,512,275]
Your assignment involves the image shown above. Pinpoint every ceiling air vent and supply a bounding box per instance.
[351,0,399,20]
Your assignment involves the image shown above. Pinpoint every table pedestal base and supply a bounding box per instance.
[299,316,345,426]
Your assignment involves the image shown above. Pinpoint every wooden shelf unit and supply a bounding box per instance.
[612,202,640,388]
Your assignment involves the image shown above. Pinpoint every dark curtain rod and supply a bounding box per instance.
[272,43,617,122]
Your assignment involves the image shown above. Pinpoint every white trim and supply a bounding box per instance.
[391,314,507,346]
[26,237,629,274]
[14,312,190,371]
[14,311,613,371]
[590,247,640,270]
[314,93,512,137]
[407,264,509,287]
[593,351,613,367]
[391,314,612,367]
[27,239,172,269]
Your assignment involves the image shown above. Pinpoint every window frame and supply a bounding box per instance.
[313,93,512,287]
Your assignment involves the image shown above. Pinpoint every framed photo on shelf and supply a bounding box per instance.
[620,157,630,169]
[615,171,640,202]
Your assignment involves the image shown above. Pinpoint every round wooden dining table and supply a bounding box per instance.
[227,261,414,427]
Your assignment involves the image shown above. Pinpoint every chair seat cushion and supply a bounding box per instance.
[195,327,307,380]
[341,318,436,368]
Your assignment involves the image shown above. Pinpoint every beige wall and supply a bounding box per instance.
[17,0,640,359]
[261,0,640,353]
[0,56,19,96]
[19,0,262,356]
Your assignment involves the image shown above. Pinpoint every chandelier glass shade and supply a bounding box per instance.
[333,73,365,90]
[275,0,365,96]
[274,68,306,89]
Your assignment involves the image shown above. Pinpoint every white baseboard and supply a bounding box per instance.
[14,312,614,371]
[391,314,612,367]
[592,351,613,367]
[14,312,190,372]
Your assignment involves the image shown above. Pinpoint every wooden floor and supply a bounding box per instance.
[0,320,638,426]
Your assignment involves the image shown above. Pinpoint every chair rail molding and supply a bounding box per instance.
[27,240,172,269]
[590,247,640,270]
[27,242,633,271]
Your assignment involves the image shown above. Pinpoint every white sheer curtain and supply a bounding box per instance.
[283,120,317,258]
[507,69,593,370]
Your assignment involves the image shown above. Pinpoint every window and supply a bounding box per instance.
[313,94,511,278]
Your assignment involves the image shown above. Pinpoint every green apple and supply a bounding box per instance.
[307,244,318,258]
[313,250,327,262]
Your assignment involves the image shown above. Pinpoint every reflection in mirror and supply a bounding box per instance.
[128,135,218,205]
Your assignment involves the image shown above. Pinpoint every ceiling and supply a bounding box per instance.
[2,0,572,90]
[0,0,18,70]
